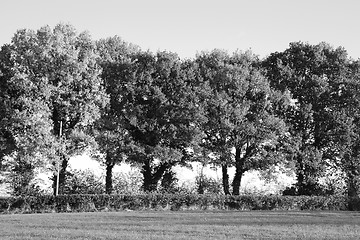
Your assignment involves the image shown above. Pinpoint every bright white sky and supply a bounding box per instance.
[1,0,359,59]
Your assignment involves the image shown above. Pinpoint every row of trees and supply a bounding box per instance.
[1,23,360,197]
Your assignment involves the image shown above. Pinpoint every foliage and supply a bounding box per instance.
[195,50,289,195]
[3,22,360,199]
[0,45,16,171]
[0,193,354,214]
[262,42,354,195]
[195,175,223,194]
[0,41,56,191]
[111,169,143,194]
[0,24,109,195]
[62,169,104,194]
[54,167,143,195]
[324,60,360,198]
[194,163,223,194]
[94,36,141,194]
[103,50,204,192]
[158,169,180,193]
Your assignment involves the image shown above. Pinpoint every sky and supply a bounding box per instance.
[1,0,359,59]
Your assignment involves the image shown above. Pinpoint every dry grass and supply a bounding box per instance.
[1,211,360,239]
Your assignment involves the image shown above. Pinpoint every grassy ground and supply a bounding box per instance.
[1,211,360,240]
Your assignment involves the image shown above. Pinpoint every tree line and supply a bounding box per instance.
[1,23,359,197]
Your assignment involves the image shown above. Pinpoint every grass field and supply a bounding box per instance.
[1,211,360,240]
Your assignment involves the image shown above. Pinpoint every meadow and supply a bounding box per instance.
[1,211,360,240]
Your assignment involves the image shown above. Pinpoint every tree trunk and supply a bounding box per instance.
[142,158,155,192]
[347,166,359,198]
[105,154,115,194]
[347,176,358,199]
[346,164,360,211]
[232,147,245,195]
[0,154,3,171]
[296,154,305,195]
[221,164,230,195]
[197,165,205,194]
[142,158,170,192]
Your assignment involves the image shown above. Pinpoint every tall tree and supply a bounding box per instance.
[5,24,108,195]
[107,50,204,192]
[196,50,288,195]
[262,42,350,195]
[326,59,360,199]
[95,36,140,194]
[0,44,15,171]
[0,42,57,195]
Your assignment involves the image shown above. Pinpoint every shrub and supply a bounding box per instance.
[112,170,143,194]
[195,175,222,194]
[0,193,353,214]
[63,169,104,194]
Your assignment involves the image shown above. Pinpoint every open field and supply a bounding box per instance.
[1,211,360,240]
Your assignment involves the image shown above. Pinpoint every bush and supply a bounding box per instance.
[63,169,104,194]
[0,193,353,214]
[112,170,143,194]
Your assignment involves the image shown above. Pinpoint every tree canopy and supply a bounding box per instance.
[102,50,204,191]
[263,42,357,195]
[1,24,360,197]
[0,24,108,195]
[195,50,288,195]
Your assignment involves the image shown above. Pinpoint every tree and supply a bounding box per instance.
[4,24,108,195]
[326,59,360,199]
[0,42,56,195]
[96,35,140,63]
[107,50,204,192]
[262,42,351,195]
[95,36,139,194]
[0,44,15,172]
[196,50,288,195]
[93,117,130,194]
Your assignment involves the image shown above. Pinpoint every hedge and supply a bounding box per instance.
[0,194,358,214]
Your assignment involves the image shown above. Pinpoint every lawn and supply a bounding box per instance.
[1,211,360,240]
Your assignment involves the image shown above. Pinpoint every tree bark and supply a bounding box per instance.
[142,158,170,192]
[197,165,205,194]
[347,165,359,198]
[296,154,305,195]
[105,154,115,194]
[221,164,230,195]
[142,158,155,192]
[346,163,360,210]
[232,147,245,195]
[347,175,358,199]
